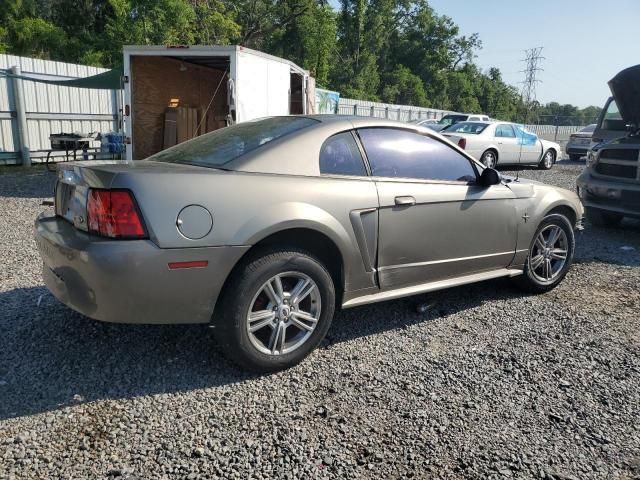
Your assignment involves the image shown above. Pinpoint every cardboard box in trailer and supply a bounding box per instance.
[122,45,313,160]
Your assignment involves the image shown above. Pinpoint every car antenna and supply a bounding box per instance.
[515,123,523,182]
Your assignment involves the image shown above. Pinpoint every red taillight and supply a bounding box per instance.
[87,189,147,239]
[458,138,466,149]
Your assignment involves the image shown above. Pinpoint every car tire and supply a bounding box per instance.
[481,150,498,168]
[586,207,623,227]
[513,213,575,294]
[538,150,555,170]
[569,154,581,161]
[212,248,335,372]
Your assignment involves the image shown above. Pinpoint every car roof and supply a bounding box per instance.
[303,114,421,126]
[230,115,474,176]
[294,114,443,134]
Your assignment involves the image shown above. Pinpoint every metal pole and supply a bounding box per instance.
[10,66,31,167]
[554,115,559,142]
[353,104,358,116]
[370,106,374,117]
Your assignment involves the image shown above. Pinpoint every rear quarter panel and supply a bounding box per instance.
[465,135,496,161]
[111,170,380,292]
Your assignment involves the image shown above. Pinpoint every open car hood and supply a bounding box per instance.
[608,64,640,128]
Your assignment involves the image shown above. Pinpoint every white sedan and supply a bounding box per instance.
[442,121,561,170]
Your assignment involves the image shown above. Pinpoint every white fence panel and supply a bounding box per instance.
[338,97,456,122]
[525,124,585,143]
[0,54,120,164]
[0,119,15,151]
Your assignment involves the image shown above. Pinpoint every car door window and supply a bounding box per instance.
[495,124,516,138]
[514,125,538,145]
[358,128,477,183]
[319,132,368,176]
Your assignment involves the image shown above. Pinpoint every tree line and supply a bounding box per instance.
[0,0,600,124]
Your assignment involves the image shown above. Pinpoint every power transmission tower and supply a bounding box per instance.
[520,47,544,124]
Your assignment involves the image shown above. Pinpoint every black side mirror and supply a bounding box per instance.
[480,167,501,187]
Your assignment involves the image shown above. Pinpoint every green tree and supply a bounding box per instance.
[332,0,380,100]
[264,0,336,86]
[192,1,240,45]
[381,65,428,106]
[7,17,68,59]
[0,0,594,123]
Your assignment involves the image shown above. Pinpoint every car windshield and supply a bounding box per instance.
[438,115,467,125]
[579,124,596,133]
[147,117,319,167]
[444,122,488,134]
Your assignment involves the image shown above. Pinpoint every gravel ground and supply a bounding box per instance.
[1,161,639,479]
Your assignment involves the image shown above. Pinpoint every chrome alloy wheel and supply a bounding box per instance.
[483,151,496,168]
[246,272,321,356]
[529,224,568,283]
[543,150,554,168]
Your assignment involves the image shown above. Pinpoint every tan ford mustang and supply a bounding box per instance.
[35,115,584,371]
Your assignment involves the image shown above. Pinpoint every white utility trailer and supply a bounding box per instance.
[122,45,312,160]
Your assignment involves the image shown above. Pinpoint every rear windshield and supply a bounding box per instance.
[444,122,488,134]
[148,116,318,167]
[438,114,468,126]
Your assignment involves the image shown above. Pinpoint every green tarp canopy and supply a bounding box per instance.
[0,66,123,89]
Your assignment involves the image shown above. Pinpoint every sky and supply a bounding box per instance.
[329,0,640,108]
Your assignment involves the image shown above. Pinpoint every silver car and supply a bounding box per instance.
[566,124,596,161]
[428,114,491,132]
[409,118,438,127]
[442,121,561,170]
[36,116,583,371]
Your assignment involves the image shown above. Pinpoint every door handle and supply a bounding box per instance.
[394,196,416,206]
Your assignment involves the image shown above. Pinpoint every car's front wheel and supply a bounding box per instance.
[213,249,335,372]
[514,213,575,293]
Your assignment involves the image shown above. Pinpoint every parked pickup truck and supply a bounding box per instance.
[577,64,640,226]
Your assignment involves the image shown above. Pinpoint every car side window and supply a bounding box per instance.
[319,132,368,177]
[514,125,538,145]
[495,124,516,138]
[357,128,477,183]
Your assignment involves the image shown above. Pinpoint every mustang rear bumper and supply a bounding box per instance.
[35,213,249,324]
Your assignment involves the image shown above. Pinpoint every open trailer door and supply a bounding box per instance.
[122,46,234,160]
[122,45,310,159]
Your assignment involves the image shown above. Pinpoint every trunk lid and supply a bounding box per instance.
[54,162,121,230]
[54,160,222,232]
[608,64,640,129]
